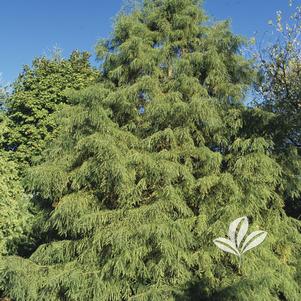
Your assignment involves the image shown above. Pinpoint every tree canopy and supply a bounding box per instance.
[251,3,301,219]
[0,0,301,301]
[1,51,99,169]
[0,117,32,257]
[1,1,300,300]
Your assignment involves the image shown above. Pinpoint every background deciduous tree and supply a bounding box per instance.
[251,2,301,219]
[0,113,33,256]
[1,51,99,170]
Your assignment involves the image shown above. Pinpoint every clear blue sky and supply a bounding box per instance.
[0,0,296,84]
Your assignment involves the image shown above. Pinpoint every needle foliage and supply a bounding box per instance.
[1,1,300,300]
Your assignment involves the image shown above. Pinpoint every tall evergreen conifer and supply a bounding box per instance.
[1,1,300,300]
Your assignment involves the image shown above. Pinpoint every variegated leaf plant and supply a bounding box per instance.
[213,216,267,268]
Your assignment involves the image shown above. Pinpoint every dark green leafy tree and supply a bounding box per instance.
[0,157,32,256]
[1,1,300,300]
[1,51,99,169]
[0,116,32,256]
[0,143,33,301]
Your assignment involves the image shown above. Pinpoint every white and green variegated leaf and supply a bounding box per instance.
[228,216,247,246]
[241,231,267,254]
[236,216,248,248]
[213,237,240,256]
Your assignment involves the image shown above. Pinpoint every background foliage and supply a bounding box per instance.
[1,51,99,169]
[251,3,301,219]
[0,118,32,256]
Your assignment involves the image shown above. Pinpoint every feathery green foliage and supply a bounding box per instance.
[1,1,300,300]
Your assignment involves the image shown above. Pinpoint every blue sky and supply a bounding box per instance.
[0,0,296,83]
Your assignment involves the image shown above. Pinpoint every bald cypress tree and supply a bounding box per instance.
[1,1,300,300]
